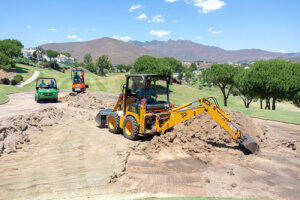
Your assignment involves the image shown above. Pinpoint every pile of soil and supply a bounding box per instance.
[60,93,115,110]
[0,107,70,156]
[0,69,17,80]
[135,110,269,159]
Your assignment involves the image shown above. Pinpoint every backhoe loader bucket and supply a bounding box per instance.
[239,133,260,154]
[95,109,113,126]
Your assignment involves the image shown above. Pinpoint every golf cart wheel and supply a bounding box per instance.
[107,112,122,134]
[123,116,139,140]
[53,98,58,103]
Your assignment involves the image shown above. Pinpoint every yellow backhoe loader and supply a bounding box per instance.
[95,74,259,154]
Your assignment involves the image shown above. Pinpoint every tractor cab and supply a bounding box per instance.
[123,74,171,113]
[95,74,172,134]
[71,68,89,93]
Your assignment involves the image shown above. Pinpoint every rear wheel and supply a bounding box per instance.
[107,112,122,134]
[123,116,139,140]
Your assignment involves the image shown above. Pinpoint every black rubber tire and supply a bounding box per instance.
[107,112,122,134]
[123,116,139,140]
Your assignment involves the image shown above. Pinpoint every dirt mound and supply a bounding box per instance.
[0,69,17,80]
[60,93,115,109]
[0,107,70,156]
[135,110,268,159]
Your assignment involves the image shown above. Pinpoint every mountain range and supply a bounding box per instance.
[40,37,298,65]
[40,37,164,65]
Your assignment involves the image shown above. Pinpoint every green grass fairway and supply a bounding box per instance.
[7,64,35,81]
[0,85,31,104]
[1,64,299,124]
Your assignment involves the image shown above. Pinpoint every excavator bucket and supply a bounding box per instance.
[95,109,113,126]
[239,133,260,154]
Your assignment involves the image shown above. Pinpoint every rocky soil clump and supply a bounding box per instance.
[0,107,69,156]
[60,93,115,109]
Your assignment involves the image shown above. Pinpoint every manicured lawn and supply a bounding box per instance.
[169,83,300,124]
[0,85,31,104]
[7,64,35,82]
[1,64,299,124]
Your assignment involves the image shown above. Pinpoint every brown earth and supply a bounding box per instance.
[0,91,299,199]
[0,69,17,80]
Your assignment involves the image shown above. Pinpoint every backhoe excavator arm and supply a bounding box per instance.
[156,97,259,154]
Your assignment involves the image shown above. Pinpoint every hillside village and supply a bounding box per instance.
[21,48,74,64]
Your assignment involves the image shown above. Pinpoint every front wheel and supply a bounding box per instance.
[123,116,139,140]
[36,96,40,103]
[107,112,122,134]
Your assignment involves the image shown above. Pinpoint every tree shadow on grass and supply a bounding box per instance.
[8,66,30,74]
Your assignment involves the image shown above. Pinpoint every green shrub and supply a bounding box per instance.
[41,62,51,68]
[11,79,18,85]
[1,78,10,85]
[13,74,23,83]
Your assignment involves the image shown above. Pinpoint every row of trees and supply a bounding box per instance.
[131,55,195,78]
[82,53,112,76]
[83,53,133,76]
[203,60,300,109]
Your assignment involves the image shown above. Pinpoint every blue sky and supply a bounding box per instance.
[0,0,299,53]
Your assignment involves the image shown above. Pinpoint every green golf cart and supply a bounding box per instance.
[35,78,59,103]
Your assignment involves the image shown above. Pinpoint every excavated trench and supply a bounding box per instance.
[0,92,299,199]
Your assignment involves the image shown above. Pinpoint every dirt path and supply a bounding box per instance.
[17,71,40,88]
[0,91,299,199]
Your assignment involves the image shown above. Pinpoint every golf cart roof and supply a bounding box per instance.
[36,77,56,82]
[71,69,84,72]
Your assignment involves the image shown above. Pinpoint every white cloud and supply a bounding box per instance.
[173,20,179,23]
[77,38,82,41]
[150,30,171,38]
[49,28,56,32]
[112,35,132,42]
[208,27,213,31]
[137,13,147,19]
[212,30,223,34]
[67,35,77,39]
[193,0,225,13]
[195,36,201,39]
[278,50,285,53]
[148,15,165,23]
[165,0,177,3]
[129,4,145,12]
[26,26,30,29]
[41,39,47,42]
